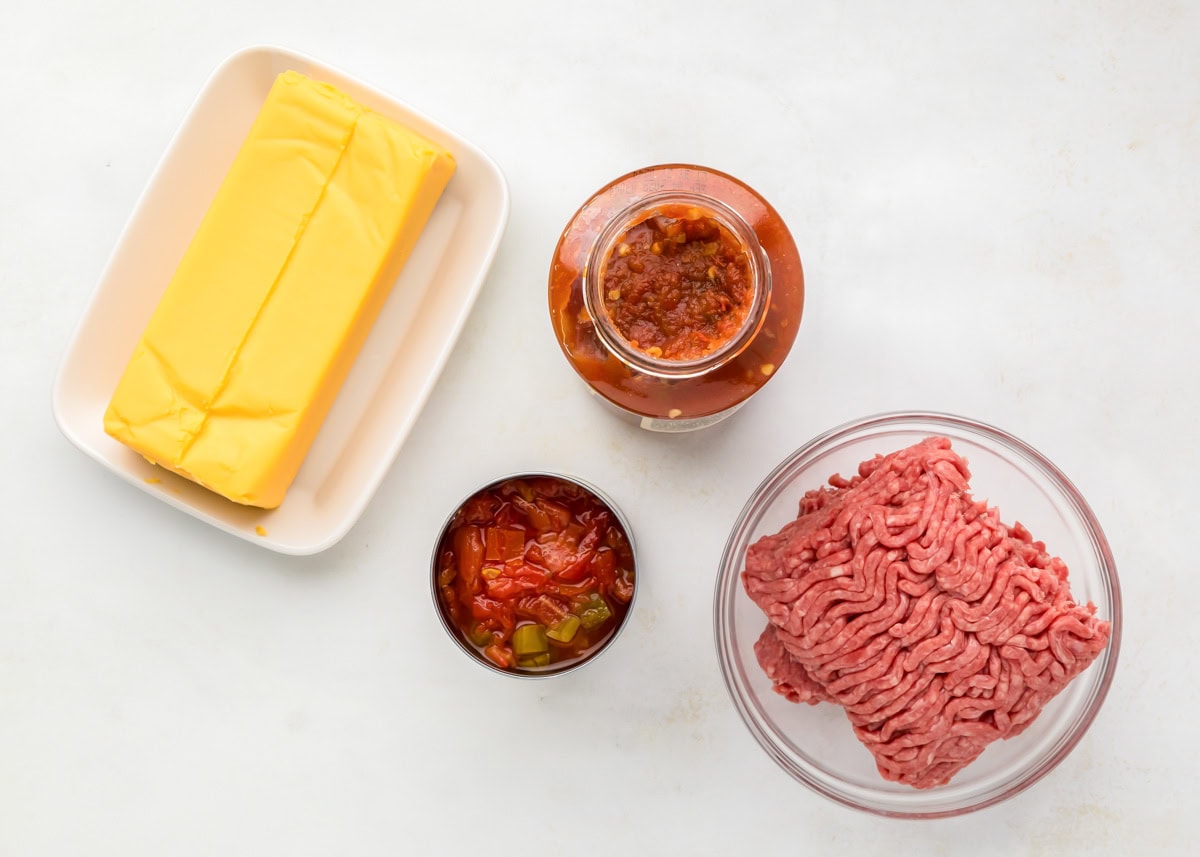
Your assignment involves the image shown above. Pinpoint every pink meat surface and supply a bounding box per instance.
[742,437,1110,789]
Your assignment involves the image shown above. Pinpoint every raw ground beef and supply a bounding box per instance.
[742,437,1110,789]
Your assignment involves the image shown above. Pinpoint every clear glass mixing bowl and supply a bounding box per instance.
[713,412,1121,817]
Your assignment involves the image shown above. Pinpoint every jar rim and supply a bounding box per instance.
[583,191,773,380]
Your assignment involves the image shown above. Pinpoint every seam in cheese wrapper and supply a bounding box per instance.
[103,71,456,509]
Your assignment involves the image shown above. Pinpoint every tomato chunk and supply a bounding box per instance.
[485,526,526,562]
[453,526,484,600]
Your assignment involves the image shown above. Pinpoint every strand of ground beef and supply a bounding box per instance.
[742,436,1110,789]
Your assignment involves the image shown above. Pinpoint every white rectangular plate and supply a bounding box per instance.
[53,46,509,555]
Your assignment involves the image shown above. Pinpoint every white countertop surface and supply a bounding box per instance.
[3,1,1196,854]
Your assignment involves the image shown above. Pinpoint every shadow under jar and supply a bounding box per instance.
[549,164,804,432]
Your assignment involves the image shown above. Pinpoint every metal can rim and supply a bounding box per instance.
[428,470,639,680]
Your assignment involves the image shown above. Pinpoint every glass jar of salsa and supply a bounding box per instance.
[549,164,804,431]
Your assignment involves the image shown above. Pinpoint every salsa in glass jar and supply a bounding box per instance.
[549,164,804,432]
[601,204,755,361]
[432,474,636,676]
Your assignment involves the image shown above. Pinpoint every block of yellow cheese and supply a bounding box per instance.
[104,71,456,508]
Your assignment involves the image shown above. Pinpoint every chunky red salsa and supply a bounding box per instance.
[435,476,635,672]
[602,205,753,361]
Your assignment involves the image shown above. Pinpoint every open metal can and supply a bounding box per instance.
[430,471,638,678]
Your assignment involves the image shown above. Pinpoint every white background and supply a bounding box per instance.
[3,1,1196,854]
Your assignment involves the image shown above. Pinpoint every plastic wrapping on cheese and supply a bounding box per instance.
[104,70,456,509]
